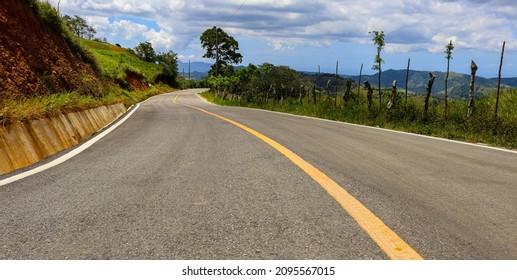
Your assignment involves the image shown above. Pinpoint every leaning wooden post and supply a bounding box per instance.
[343,80,352,104]
[444,40,454,119]
[364,80,373,112]
[317,65,321,100]
[299,85,305,105]
[405,58,410,109]
[357,63,363,102]
[326,79,331,103]
[388,80,397,110]
[467,60,478,118]
[335,60,339,106]
[424,72,436,116]
[494,41,505,120]
[312,84,316,104]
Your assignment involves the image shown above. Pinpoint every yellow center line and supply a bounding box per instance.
[173,93,180,104]
[174,93,423,260]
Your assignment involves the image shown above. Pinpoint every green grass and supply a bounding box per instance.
[0,84,171,126]
[201,88,517,149]
[82,39,164,84]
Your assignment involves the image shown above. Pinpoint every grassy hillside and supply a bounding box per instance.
[0,1,174,125]
[82,39,164,85]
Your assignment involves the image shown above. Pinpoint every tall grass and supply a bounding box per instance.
[202,88,517,149]
[0,84,171,126]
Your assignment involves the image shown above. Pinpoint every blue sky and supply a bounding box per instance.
[51,0,517,78]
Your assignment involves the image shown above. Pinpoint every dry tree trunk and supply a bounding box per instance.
[312,84,316,104]
[424,72,436,116]
[317,65,321,101]
[343,80,352,104]
[299,85,305,105]
[335,60,339,106]
[467,60,478,118]
[364,80,373,112]
[388,80,397,109]
[405,58,410,109]
[326,79,331,103]
[357,63,363,102]
[495,42,505,120]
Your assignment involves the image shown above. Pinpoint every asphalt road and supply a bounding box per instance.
[1,88,516,259]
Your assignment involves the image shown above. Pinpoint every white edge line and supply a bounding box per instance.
[0,103,141,186]
[196,93,517,155]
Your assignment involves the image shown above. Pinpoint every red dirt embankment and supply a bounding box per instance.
[0,0,103,99]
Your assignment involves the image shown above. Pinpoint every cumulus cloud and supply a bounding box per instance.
[50,0,516,55]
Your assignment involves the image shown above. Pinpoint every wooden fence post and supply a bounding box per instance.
[343,80,352,104]
[405,58,410,109]
[388,80,397,109]
[424,72,436,116]
[364,80,373,112]
[495,42,505,121]
[467,60,478,118]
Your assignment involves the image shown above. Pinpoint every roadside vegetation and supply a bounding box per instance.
[199,27,516,149]
[201,87,517,149]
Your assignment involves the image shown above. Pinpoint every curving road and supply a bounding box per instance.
[1,88,516,259]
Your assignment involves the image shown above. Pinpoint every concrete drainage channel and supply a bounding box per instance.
[0,103,127,175]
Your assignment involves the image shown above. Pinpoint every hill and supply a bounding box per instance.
[82,39,165,90]
[0,0,104,99]
[0,0,173,125]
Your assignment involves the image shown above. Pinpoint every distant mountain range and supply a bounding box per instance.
[178,61,516,98]
[177,61,211,80]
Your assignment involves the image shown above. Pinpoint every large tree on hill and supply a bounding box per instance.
[200,26,243,77]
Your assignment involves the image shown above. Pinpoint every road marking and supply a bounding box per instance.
[0,104,140,187]
[175,96,423,260]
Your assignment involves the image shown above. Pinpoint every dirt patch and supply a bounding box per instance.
[125,70,149,91]
[110,45,123,53]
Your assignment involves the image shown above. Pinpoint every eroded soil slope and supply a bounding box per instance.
[0,0,103,99]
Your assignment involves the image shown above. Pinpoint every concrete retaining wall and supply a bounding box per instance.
[0,103,127,175]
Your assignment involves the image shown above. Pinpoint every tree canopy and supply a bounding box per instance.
[62,15,96,40]
[200,26,243,76]
[134,41,157,63]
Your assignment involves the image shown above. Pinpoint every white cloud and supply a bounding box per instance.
[112,20,148,40]
[144,29,176,51]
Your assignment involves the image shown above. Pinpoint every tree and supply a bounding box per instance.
[444,40,454,118]
[156,50,179,86]
[86,26,96,40]
[370,30,385,109]
[200,26,243,76]
[134,41,157,63]
[62,15,90,39]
